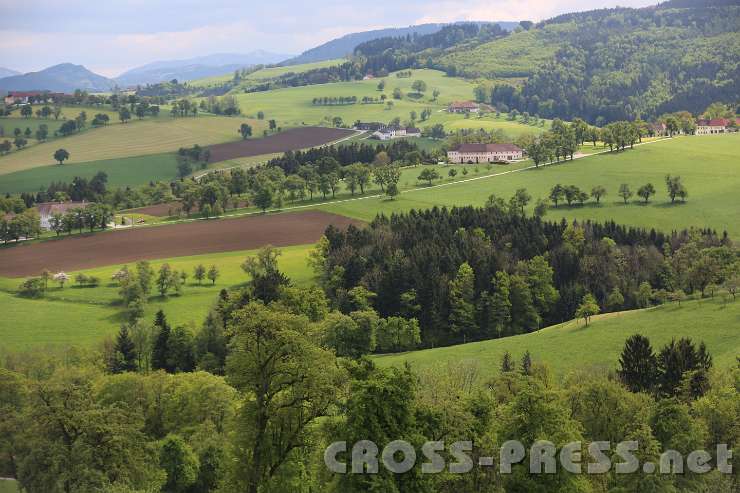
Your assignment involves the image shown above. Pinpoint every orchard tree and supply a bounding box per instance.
[239,123,252,139]
[590,185,607,204]
[207,265,220,285]
[417,168,440,186]
[618,183,633,204]
[575,293,600,326]
[637,183,656,203]
[193,264,206,284]
[665,174,687,203]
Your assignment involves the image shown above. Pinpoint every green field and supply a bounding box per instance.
[319,134,740,239]
[189,59,346,88]
[375,295,740,377]
[0,115,263,174]
[0,244,315,351]
[226,69,546,135]
[0,153,178,193]
[0,480,19,493]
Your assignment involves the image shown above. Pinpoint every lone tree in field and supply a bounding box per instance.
[54,148,69,165]
[575,293,600,326]
[412,80,427,94]
[637,183,656,203]
[590,185,607,204]
[618,183,633,204]
[418,168,440,186]
[239,123,252,140]
[53,272,70,288]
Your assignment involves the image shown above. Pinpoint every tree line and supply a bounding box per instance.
[313,198,739,347]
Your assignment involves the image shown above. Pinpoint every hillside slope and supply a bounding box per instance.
[375,296,740,377]
[0,63,116,92]
[443,4,739,122]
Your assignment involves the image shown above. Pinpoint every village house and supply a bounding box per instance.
[695,118,739,135]
[371,126,421,140]
[447,143,524,164]
[35,201,91,229]
[648,122,668,137]
[447,101,479,113]
[4,91,65,106]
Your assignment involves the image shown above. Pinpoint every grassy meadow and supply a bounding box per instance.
[319,134,740,239]
[0,153,178,194]
[189,59,346,88]
[375,295,740,377]
[0,115,263,174]
[0,244,315,351]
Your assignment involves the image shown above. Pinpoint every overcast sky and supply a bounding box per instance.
[1,0,657,77]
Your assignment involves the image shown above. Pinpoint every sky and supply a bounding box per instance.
[0,0,657,77]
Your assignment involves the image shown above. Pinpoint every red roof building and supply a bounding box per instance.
[447,143,523,163]
[448,101,480,113]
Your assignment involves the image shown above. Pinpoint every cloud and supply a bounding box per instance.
[0,0,660,75]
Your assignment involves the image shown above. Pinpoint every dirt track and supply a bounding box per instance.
[0,211,361,277]
[208,127,355,163]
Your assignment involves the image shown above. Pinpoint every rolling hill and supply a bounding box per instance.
[374,295,740,377]
[0,63,116,92]
[116,51,293,86]
[0,67,19,78]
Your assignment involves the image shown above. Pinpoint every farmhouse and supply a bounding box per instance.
[355,122,386,131]
[4,91,65,105]
[447,143,523,164]
[371,126,421,140]
[448,101,479,113]
[695,118,738,135]
[35,201,91,229]
[649,122,668,137]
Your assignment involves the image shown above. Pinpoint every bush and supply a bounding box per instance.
[18,278,46,298]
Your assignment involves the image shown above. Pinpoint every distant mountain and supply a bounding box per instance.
[0,67,19,78]
[116,51,293,87]
[281,23,519,66]
[0,63,116,93]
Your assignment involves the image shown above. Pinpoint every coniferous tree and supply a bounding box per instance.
[618,334,657,393]
[151,310,172,372]
[501,351,515,373]
[448,262,477,342]
[109,325,138,373]
[520,350,532,376]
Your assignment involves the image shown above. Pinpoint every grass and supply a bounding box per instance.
[0,244,315,351]
[222,69,546,135]
[374,295,740,377]
[0,480,19,493]
[189,59,346,88]
[319,134,740,239]
[0,115,264,175]
[0,153,178,193]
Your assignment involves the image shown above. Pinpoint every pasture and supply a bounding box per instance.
[0,115,264,174]
[320,134,740,239]
[375,295,740,377]
[0,243,316,351]
[0,153,178,193]
[189,59,346,88]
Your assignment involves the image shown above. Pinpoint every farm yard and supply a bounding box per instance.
[207,126,356,163]
[0,210,359,277]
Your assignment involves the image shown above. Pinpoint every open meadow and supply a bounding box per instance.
[375,295,740,377]
[319,134,740,239]
[0,115,264,174]
[0,243,316,351]
[189,58,346,88]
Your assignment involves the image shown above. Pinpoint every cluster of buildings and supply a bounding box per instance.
[4,91,66,106]
[695,118,739,135]
[355,122,421,140]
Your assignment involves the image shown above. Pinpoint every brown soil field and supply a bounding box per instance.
[208,126,355,163]
[0,211,361,277]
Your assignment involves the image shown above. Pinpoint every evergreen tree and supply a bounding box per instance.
[151,310,172,372]
[520,350,532,376]
[501,351,515,373]
[108,325,138,373]
[618,334,657,393]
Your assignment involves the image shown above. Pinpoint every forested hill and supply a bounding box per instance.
[456,3,739,123]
